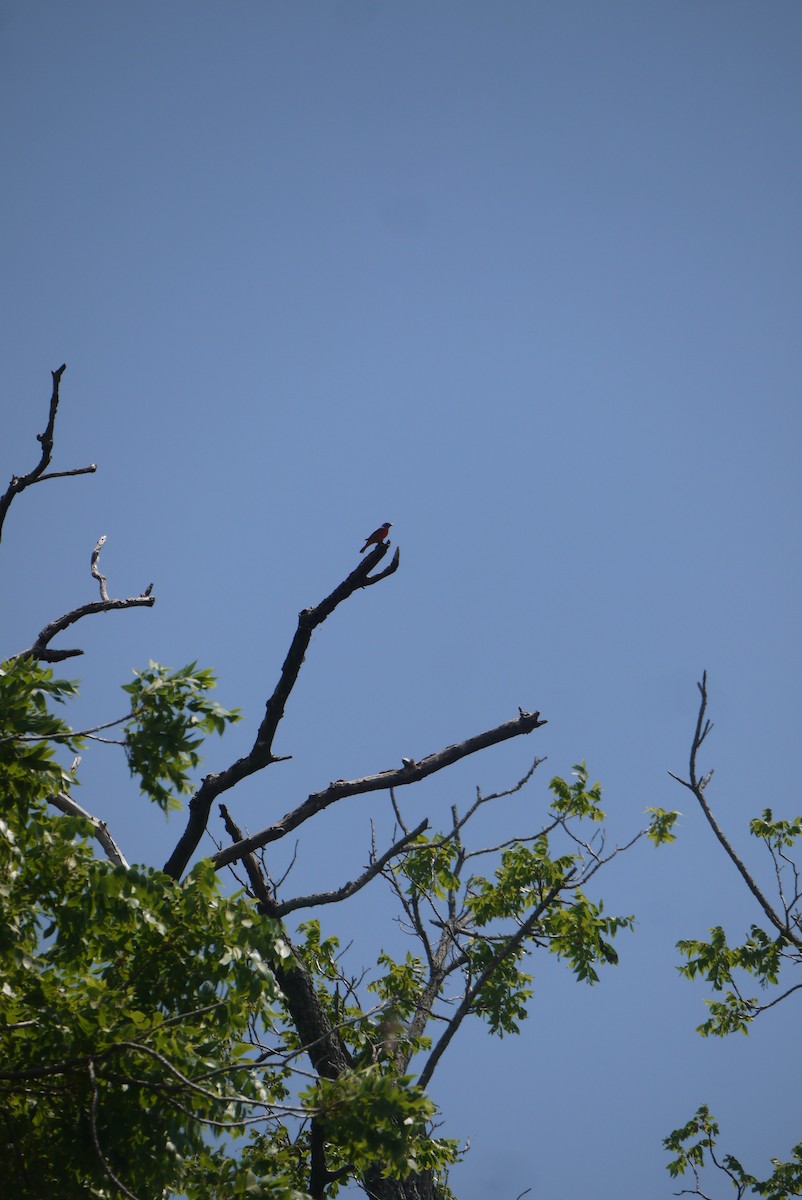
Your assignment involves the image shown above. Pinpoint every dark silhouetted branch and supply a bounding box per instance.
[17,534,155,662]
[272,818,429,917]
[163,540,400,880]
[211,708,547,871]
[0,365,96,543]
[670,672,802,950]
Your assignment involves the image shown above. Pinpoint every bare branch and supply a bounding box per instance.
[34,465,97,483]
[0,365,98,546]
[673,674,802,950]
[272,819,429,917]
[211,708,547,871]
[48,791,129,868]
[18,592,156,663]
[17,534,155,662]
[163,540,400,880]
[91,535,109,601]
[2,365,59,539]
[0,711,133,746]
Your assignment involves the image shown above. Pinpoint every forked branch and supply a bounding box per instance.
[18,536,155,663]
[0,365,96,543]
[164,541,402,879]
[670,672,802,950]
[210,708,547,871]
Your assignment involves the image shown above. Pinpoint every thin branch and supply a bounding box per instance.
[0,364,98,543]
[111,1041,257,1108]
[47,791,129,868]
[417,869,575,1091]
[91,535,109,600]
[272,820,429,917]
[750,980,802,1016]
[211,708,547,871]
[17,535,155,662]
[0,711,134,745]
[163,539,400,880]
[672,674,802,950]
[34,465,97,482]
[400,918,460,1072]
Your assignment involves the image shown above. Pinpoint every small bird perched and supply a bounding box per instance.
[359,521,392,553]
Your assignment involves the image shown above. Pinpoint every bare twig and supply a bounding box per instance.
[16,533,155,662]
[0,366,97,543]
[0,711,133,746]
[272,820,429,917]
[34,465,97,483]
[91,535,109,601]
[671,673,802,950]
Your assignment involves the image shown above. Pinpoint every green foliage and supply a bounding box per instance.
[295,918,343,980]
[665,1104,720,1179]
[0,657,81,808]
[122,660,240,812]
[467,838,572,924]
[646,806,680,845]
[306,1068,458,1181]
[749,807,802,849]
[465,939,533,1035]
[0,649,655,1198]
[369,951,428,1016]
[668,710,802,1194]
[543,896,632,983]
[665,1105,802,1199]
[677,924,788,1036]
[0,656,284,1198]
[548,761,606,822]
[399,833,461,899]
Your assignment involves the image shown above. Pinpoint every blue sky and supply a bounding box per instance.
[2,2,801,1197]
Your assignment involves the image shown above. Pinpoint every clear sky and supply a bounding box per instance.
[2,3,801,1197]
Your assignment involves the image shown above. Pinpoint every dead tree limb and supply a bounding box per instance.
[163,541,400,879]
[0,365,96,543]
[18,535,155,663]
[210,708,547,871]
[271,819,430,918]
[669,672,802,950]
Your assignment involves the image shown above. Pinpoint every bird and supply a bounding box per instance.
[359,522,392,553]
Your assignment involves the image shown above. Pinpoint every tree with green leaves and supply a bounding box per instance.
[1,366,677,1200]
[664,674,802,1199]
